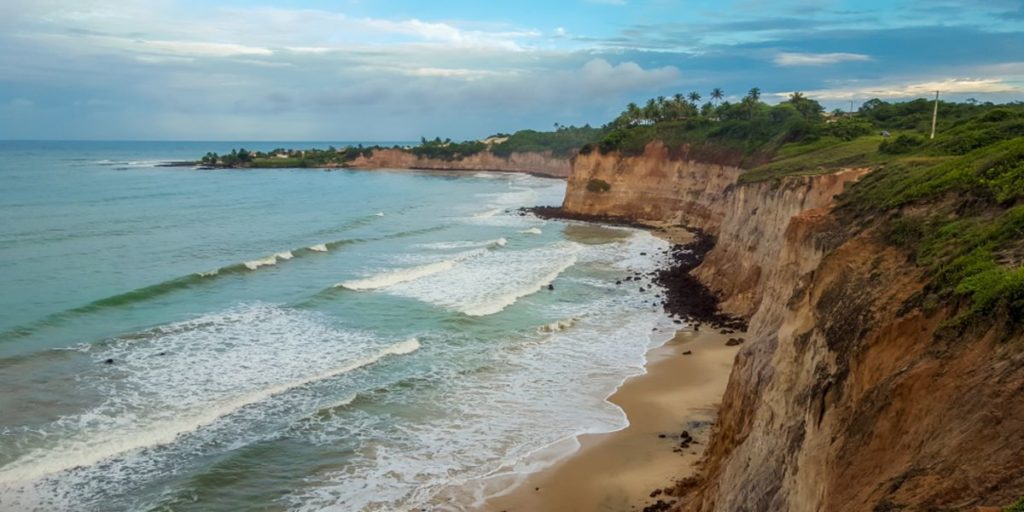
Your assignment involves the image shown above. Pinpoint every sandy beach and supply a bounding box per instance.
[483,327,740,512]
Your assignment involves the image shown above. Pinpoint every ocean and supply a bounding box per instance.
[0,141,675,511]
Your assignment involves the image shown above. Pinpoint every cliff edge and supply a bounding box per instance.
[564,143,1024,511]
[349,148,573,178]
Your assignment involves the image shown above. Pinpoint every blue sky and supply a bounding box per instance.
[1,0,1022,140]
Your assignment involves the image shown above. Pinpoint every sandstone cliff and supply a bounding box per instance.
[349,148,572,178]
[563,143,1024,511]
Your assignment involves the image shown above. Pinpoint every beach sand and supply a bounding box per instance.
[482,328,740,512]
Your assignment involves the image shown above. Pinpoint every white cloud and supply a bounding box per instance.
[774,52,871,66]
[794,77,1022,100]
[577,58,680,93]
[141,40,273,58]
[402,67,506,78]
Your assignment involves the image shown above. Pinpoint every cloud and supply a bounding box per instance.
[794,77,1022,100]
[2,0,1022,140]
[577,59,680,93]
[141,40,273,58]
[773,52,871,66]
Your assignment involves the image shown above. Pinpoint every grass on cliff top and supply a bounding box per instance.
[406,126,604,161]
[739,135,897,183]
[836,129,1024,331]
[741,102,1024,184]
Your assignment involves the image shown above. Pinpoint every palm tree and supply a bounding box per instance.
[643,98,658,124]
[710,88,724,106]
[789,91,805,102]
[670,93,686,120]
[625,102,641,125]
[687,91,701,105]
[747,87,761,103]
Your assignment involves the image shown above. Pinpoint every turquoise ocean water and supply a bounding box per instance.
[0,141,674,511]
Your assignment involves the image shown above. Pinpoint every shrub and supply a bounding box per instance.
[883,216,927,247]
[586,179,611,193]
[879,134,925,154]
[826,117,874,141]
[1004,496,1024,512]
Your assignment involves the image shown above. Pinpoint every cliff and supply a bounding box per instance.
[563,143,1024,511]
[349,148,573,178]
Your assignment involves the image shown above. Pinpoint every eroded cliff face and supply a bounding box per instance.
[349,148,572,178]
[564,142,742,231]
[563,143,1024,511]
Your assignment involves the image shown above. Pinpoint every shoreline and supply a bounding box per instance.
[159,161,571,180]
[481,327,740,512]
[465,219,743,512]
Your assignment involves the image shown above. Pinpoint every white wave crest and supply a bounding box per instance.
[338,250,486,291]
[462,254,577,316]
[473,208,502,219]
[275,251,294,261]
[0,336,419,485]
[244,255,279,270]
[537,317,579,334]
[308,244,328,252]
[419,238,507,250]
[519,228,543,235]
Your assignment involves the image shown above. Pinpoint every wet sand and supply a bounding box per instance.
[482,328,740,512]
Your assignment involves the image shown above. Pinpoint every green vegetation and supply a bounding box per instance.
[587,88,827,166]
[411,137,486,161]
[744,98,1024,183]
[831,103,1024,330]
[402,125,603,160]
[199,146,379,168]
[879,134,925,154]
[491,125,602,157]
[1006,498,1024,512]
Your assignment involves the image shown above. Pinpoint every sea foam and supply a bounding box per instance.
[338,249,488,291]
[387,243,580,317]
[0,305,419,488]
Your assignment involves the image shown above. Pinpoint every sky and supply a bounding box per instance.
[1,0,1023,140]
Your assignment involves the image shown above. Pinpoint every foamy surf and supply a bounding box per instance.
[284,295,671,512]
[473,208,502,219]
[462,254,577,316]
[0,330,420,485]
[385,243,581,317]
[537,317,578,334]
[419,238,507,250]
[519,228,543,235]
[309,244,328,252]
[244,255,279,270]
[338,249,486,290]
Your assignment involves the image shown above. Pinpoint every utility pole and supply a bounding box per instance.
[930,90,940,139]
